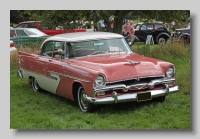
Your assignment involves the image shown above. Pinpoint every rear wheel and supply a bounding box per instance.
[31,77,41,92]
[158,37,166,44]
[77,85,96,112]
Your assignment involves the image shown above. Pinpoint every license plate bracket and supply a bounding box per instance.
[137,92,152,102]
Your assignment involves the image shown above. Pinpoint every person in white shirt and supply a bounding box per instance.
[98,20,105,31]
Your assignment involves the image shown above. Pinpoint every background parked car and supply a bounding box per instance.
[14,21,87,36]
[171,20,190,46]
[134,22,171,44]
[10,40,17,54]
[10,28,49,47]
[134,22,143,29]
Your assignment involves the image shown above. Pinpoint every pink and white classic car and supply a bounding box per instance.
[17,32,179,112]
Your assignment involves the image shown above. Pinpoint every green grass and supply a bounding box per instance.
[10,42,190,130]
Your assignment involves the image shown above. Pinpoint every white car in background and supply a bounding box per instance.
[10,40,17,54]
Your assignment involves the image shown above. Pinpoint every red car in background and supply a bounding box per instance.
[14,21,87,36]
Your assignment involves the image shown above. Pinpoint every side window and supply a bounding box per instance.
[40,41,65,58]
[154,24,164,30]
[16,30,28,36]
[135,24,141,29]
[41,42,54,57]
[141,25,147,30]
[28,23,37,28]
[147,24,153,30]
[40,24,52,30]
[66,42,75,58]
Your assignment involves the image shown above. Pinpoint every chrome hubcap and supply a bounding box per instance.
[78,87,88,111]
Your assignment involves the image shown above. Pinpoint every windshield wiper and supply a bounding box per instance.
[87,51,102,56]
[106,50,125,53]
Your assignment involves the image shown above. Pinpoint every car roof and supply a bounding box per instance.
[151,21,163,24]
[11,28,39,30]
[16,21,40,24]
[141,21,163,24]
[44,32,124,42]
[14,21,40,27]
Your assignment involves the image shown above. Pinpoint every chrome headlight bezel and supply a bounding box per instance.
[94,74,106,89]
[165,66,175,77]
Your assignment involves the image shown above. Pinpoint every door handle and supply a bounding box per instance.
[49,59,52,62]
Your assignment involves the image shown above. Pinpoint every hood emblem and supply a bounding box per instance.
[124,60,140,65]
[137,76,140,81]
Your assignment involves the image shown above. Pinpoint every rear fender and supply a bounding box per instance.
[157,33,171,39]
[156,33,171,42]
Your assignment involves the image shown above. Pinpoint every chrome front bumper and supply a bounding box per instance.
[84,84,179,105]
[83,78,179,104]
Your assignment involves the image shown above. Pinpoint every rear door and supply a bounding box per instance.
[36,41,65,94]
[136,24,153,42]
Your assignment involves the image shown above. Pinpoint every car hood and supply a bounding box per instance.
[29,35,49,37]
[176,28,190,34]
[67,52,170,82]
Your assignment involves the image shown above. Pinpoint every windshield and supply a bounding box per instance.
[67,38,132,58]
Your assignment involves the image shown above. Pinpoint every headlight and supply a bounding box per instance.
[166,66,175,77]
[94,75,106,89]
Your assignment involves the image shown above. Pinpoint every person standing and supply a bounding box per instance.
[109,16,114,32]
[122,20,132,36]
[171,20,176,31]
[129,20,135,44]
[123,20,135,45]
[98,20,106,31]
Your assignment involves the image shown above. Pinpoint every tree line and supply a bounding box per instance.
[10,10,190,34]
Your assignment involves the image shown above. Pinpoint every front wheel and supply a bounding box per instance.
[179,36,190,47]
[77,85,96,112]
[31,77,41,92]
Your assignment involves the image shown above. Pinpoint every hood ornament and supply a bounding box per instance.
[137,76,140,81]
[124,60,140,65]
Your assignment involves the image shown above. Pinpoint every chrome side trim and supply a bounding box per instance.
[48,71,90,83]
[17,68,60,94]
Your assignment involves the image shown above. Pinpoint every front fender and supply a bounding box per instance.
[179,33,190,38]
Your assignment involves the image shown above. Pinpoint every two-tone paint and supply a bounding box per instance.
[17,32,179,111]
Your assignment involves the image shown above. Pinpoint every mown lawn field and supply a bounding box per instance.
[10,42,190,129]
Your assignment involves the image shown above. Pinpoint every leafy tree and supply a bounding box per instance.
[137,10,190,23]
[11,10,190,33]
[10,10,23,26]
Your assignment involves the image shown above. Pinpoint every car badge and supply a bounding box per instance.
[137,76,140,81]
